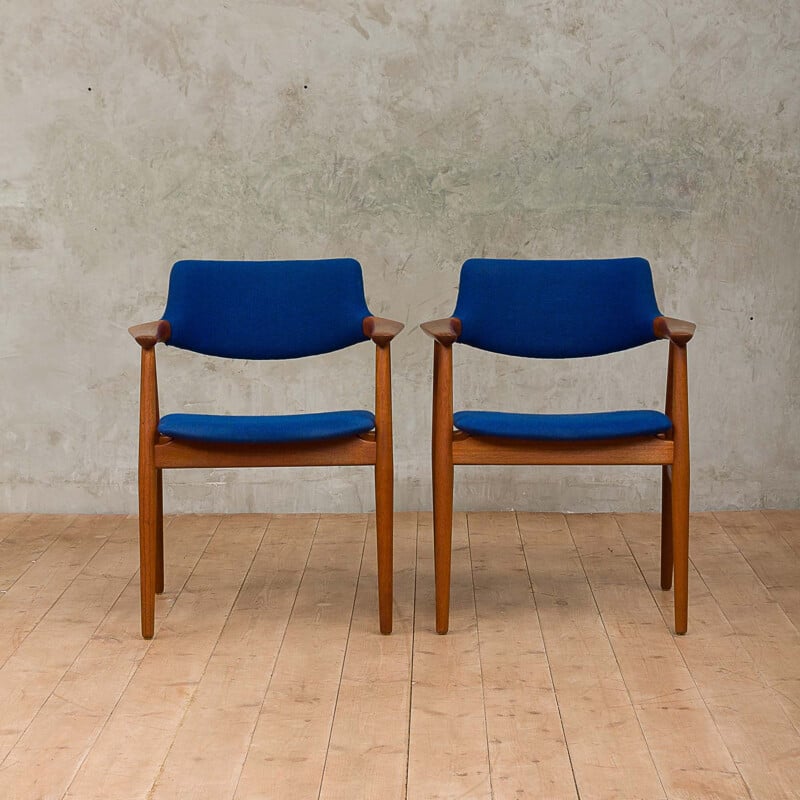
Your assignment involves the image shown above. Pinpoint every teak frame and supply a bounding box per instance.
[129,316,403,639]
[421,315,695,636]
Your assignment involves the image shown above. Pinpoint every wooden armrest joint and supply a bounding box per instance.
[129,320,171,349]
[654,315,695,346]
[363,316,404,347]
[420,317,462,346]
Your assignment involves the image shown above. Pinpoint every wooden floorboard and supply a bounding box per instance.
[715,510,800,634]
[64,514,254,800]
[0,514,30,544]
[318,512,417,800]
[700,514,800,735]
[763,510,800,558]
[0,514,77,592]
[520,512,665,800]
[570,513,748,800]
[232,514,366,800]
[620,512,800,800]
[150,514,313,800]
[0,516,139,766]
[469,512,576,799]
[0,514,211,800]
[0,510,798,800]
[406,512,493,800]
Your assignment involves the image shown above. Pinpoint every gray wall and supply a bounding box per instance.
[2,1,798,514]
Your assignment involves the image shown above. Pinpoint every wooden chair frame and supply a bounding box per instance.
[129,315,403,639]
[421,314,695,635]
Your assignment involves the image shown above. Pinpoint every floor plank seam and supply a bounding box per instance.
[692,556,763,798]
[148,515,274,799]
[0,515,127,672]
[710,516,800,653]
[56,569,149,799]
[403,512,419,800]
[718,511,800,639]
[761,513,800,590]
[762,511,800,562]
[38,515,175,800]
[230,514,321,800]
[689,553,764,800]
[515,511,581,800]
[316,516,369,800]
[1,515,77,595]
[61,514,223,800]
[617,516,756,799]
[0,516,134,774]
[708,514,800,741]
[0,514,78,599]
[0,514,30,544]
[564,514,669,800]
[466,513,496,800]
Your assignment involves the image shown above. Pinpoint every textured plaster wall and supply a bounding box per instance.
[1,1,798,513]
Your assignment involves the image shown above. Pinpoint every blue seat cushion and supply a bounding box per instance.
[159,410,375,444]
[453,410,672,441]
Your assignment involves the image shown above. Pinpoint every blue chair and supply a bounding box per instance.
[422,258,695,635]
[130,259,403,638]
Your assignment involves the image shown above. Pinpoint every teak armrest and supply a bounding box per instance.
[420,317,462,346]
[654,316,696,346]
[129,320,172,349]
[363,316,404,347]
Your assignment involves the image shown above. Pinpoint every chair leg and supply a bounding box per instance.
[432,448,454,635]
[660,465,673,590]
[155,469,165,594]
[669,341,690,635]
[431,341,454,635]
[375,456,394,635]
[139,461,158,639]
[374,342,395,635]
[671,460,690,635]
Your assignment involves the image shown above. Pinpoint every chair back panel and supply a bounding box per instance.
[162,259,372,359]
[453,257,662,358]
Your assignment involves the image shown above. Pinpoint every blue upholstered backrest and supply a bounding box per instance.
[162,259,372,359]
[453,258,662,358]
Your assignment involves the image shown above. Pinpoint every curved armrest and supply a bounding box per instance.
[363,316,404,347]
[654,316,695,346]
[129,320,172,349]
[420,317,461,346]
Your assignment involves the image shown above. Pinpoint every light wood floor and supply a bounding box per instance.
[0,511,798,799]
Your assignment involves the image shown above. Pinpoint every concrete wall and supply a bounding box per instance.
[2,0,798,513]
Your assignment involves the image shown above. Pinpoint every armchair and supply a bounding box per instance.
[422,257,694,635]
[130,258,403,638]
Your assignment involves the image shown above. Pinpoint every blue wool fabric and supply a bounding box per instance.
[453,410,672,441]
[162,259,372,359]
[159,410,376,444]
[453,258,662,358]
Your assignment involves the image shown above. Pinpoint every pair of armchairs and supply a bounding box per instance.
[130,257,694,640]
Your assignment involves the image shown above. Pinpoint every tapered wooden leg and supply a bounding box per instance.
[139,460,158,639]
[660,465,673,590]
[155,469,164,595]
[672,463,689,634]
[432,342,454,635]
[375,457,393,635]
[374,343,394,635]
[138,346,159,639]
[670,342,690,635]
[432,448,454,634]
